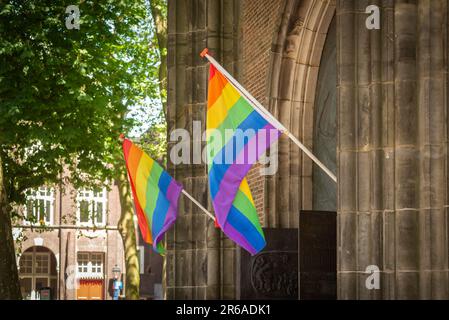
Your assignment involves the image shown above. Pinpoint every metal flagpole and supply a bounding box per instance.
[200,48,337,183]
[181,189,215,220]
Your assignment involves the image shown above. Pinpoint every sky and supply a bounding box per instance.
[127,96,164,138]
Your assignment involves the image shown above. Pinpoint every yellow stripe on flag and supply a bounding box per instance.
[135,153,154,209]
[239,178,255,205]
[207,82,241,130]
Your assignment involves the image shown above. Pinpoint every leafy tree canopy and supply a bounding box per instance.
[0,0,160,205]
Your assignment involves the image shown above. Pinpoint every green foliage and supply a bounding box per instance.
[0,0,160,204]
[138,0,167,164]
[139,111,167,165]
[148,0,167,118]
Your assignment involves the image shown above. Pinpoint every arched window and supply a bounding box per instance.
[19,246,58,300]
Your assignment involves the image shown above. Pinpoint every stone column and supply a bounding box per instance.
[337,0,449,299]
[166,0,241,299]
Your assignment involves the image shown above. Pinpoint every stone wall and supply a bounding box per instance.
[337,0,449,299]
[166,0,241,299]
[167,0,449,300]
[166,0,337,299]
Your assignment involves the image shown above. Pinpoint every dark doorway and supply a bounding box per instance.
[299,211,336,300]
[302,13,337,301]
[237,211,336,300]
[312,16,337,211]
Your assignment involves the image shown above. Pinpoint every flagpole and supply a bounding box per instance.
[181,189,215,221]
[200,48,337,183]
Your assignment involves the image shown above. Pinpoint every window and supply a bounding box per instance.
[19,254,33,274]
[77,252,104,279]
[35,253,49,274]
[77,253,89,273]
[25,187,54,225]
[90,253,103,274]
[76,188,107,226]
[18,247,57,300]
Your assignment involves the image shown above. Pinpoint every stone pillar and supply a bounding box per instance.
[166,0,241,299]
[337,0,449,299]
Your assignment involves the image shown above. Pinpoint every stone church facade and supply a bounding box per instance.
[166,0,449,299]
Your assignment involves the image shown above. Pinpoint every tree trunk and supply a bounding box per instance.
[149,0,167,118]
[0,155,22,299]
[117,169,140,300]
[149,1,168,299]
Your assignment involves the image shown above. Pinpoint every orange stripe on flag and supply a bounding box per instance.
[123,140,153,245]
[127,144,143,183]
[207,67,228,109]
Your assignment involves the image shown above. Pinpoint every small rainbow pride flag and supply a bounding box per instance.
[206,64,281,255]
[122,138,182,254]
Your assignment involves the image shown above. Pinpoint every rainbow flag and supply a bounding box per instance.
[122,138,182,254]
[206,64,281,255]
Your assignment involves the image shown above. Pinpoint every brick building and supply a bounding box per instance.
[166,0,449,299]
[13,182,126,300]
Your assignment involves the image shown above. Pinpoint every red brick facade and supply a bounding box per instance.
[14,181,125,300]
[241,0,284,224]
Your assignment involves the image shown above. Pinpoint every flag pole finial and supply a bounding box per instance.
[200,48,209,58]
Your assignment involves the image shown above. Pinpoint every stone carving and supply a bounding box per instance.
[250,252,298,298]
[238,229,298,300]
[284,19,304,58]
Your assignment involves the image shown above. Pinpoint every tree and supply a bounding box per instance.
[116,0,168,300]
[146,0,168,300]
[0,0,159,299]
[149,0,167,119]
[117,169,140,299]
[0,156,21,299]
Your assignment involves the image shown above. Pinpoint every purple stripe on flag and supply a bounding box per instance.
[153,206,177,252]
[213,124,280,225]
[222,220,258,255]
[166,179,183,204]
[153,179,182,252]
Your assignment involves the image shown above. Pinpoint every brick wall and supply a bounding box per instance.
[17,180,125,300]
[241,0,283,224]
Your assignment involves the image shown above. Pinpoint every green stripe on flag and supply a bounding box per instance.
[144,162,164,227]
[232,189,264,236]
[206,97,254,166]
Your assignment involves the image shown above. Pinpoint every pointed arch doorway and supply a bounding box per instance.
[264,0,337,299]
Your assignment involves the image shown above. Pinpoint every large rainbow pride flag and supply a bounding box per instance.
[122,138,182,254]
[206,64,281,255]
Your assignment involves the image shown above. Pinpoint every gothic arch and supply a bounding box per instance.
[265,0,336,227]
